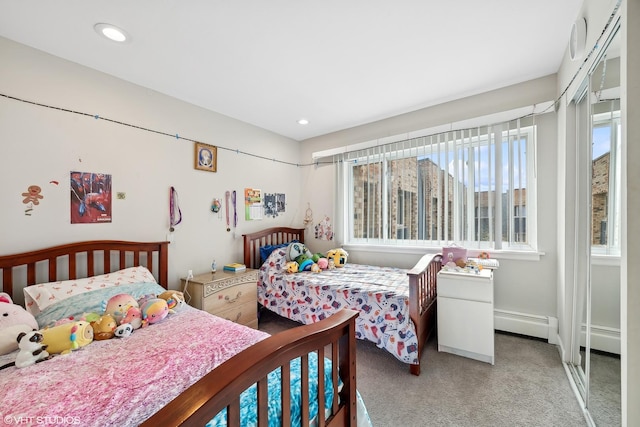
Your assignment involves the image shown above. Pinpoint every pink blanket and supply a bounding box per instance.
[0,306,268,426]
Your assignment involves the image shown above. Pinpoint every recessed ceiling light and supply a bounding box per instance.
[297,118,309,125]
[94,23,130,43]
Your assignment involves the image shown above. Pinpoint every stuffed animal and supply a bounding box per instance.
[114,323,134,338]
[0,292,39,355]
[140,298,169,328]
[157,290,186,312]
[316,258,329,270]
[15,330,50,368]
[326,249,349,268]
[310,263,321,273]
[285,242,313,262]
[120,306,143,330]
[41,321,94,355]
[103,293,139,325]
[295,255,314,272]
[90,314,117,340]
[285,261,299,274]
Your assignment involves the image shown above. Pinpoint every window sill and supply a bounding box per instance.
[591,254,621,267]
[342,243,545,262]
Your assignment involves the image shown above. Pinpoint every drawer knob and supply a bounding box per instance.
[224,291,242,304]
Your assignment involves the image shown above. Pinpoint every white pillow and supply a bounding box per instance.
[23,266,157,316]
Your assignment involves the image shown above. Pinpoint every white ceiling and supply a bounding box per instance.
[0,1,583,141]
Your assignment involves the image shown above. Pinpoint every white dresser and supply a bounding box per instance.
[437,268,494,364]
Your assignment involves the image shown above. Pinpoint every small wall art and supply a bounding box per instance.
[70,171,112,224]
[194,142,217,172]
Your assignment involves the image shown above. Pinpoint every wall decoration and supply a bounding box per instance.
[70,171,112,224]
[21,185,43,216]
[264,193,278,218]
[276,193,286,213]
[244,188,262,220]
[303,203,313,227]
[264,193,286,218]
[314,215,334,241]
[194,142,217,172]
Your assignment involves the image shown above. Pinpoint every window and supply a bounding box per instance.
[591,105,621,254]
[344,119,536,250]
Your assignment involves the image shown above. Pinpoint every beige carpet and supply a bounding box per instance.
[258,309,588,427]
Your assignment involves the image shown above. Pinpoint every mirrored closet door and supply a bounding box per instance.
[568,24,621,427]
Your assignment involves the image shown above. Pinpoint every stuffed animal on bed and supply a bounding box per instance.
[326,248,349,268]
[120,306,143,330]
[103,293,139,325]
[285,261,299,274]
[15,330,50,368]
[90,314,117,340]
[140,298,170,328]
[157,290,186,312]
[41,321,94,355]
[285,242,313,262]
[0,292,39,355]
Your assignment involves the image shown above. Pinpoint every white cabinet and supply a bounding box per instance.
[437,268,494,364]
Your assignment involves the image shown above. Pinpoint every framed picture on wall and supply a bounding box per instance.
[194,142,217,172]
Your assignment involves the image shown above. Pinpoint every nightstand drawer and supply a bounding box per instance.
[202,281,256,313]
[215,300,257,327]
[182,269,258,329]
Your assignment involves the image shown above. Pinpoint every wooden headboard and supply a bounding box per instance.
[243,227,305,269]
[0,240,169,304]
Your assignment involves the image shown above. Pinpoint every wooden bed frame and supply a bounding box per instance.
[0,240,359,427]
[243,226,443,376]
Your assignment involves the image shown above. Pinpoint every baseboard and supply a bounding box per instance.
[581,323,621,355]
[493,309,621,355]
[493,309,558,343]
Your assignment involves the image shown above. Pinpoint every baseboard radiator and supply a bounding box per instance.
[493,309,620,355]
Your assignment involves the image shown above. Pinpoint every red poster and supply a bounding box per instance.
[70,171,112,224]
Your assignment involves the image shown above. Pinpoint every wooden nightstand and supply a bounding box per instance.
[181,269,259,329]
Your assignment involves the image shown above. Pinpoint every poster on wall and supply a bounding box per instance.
[264,193,285,218]
[70,171,112,224]
[315,215,334,240]
[244,188,262,220]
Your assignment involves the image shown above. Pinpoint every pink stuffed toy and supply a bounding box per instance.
[0,292,39,355]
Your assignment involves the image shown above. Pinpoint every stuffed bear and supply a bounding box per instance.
[90,314,117,340]
[15,330,50,368]
[0,292,39,355]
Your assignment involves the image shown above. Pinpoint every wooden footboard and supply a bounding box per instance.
[407,253,442,376]
[142,308,358,427]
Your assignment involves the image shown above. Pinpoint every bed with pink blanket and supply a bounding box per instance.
[0,240,362,427]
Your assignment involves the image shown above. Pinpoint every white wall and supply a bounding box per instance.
[0,37,303,298]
